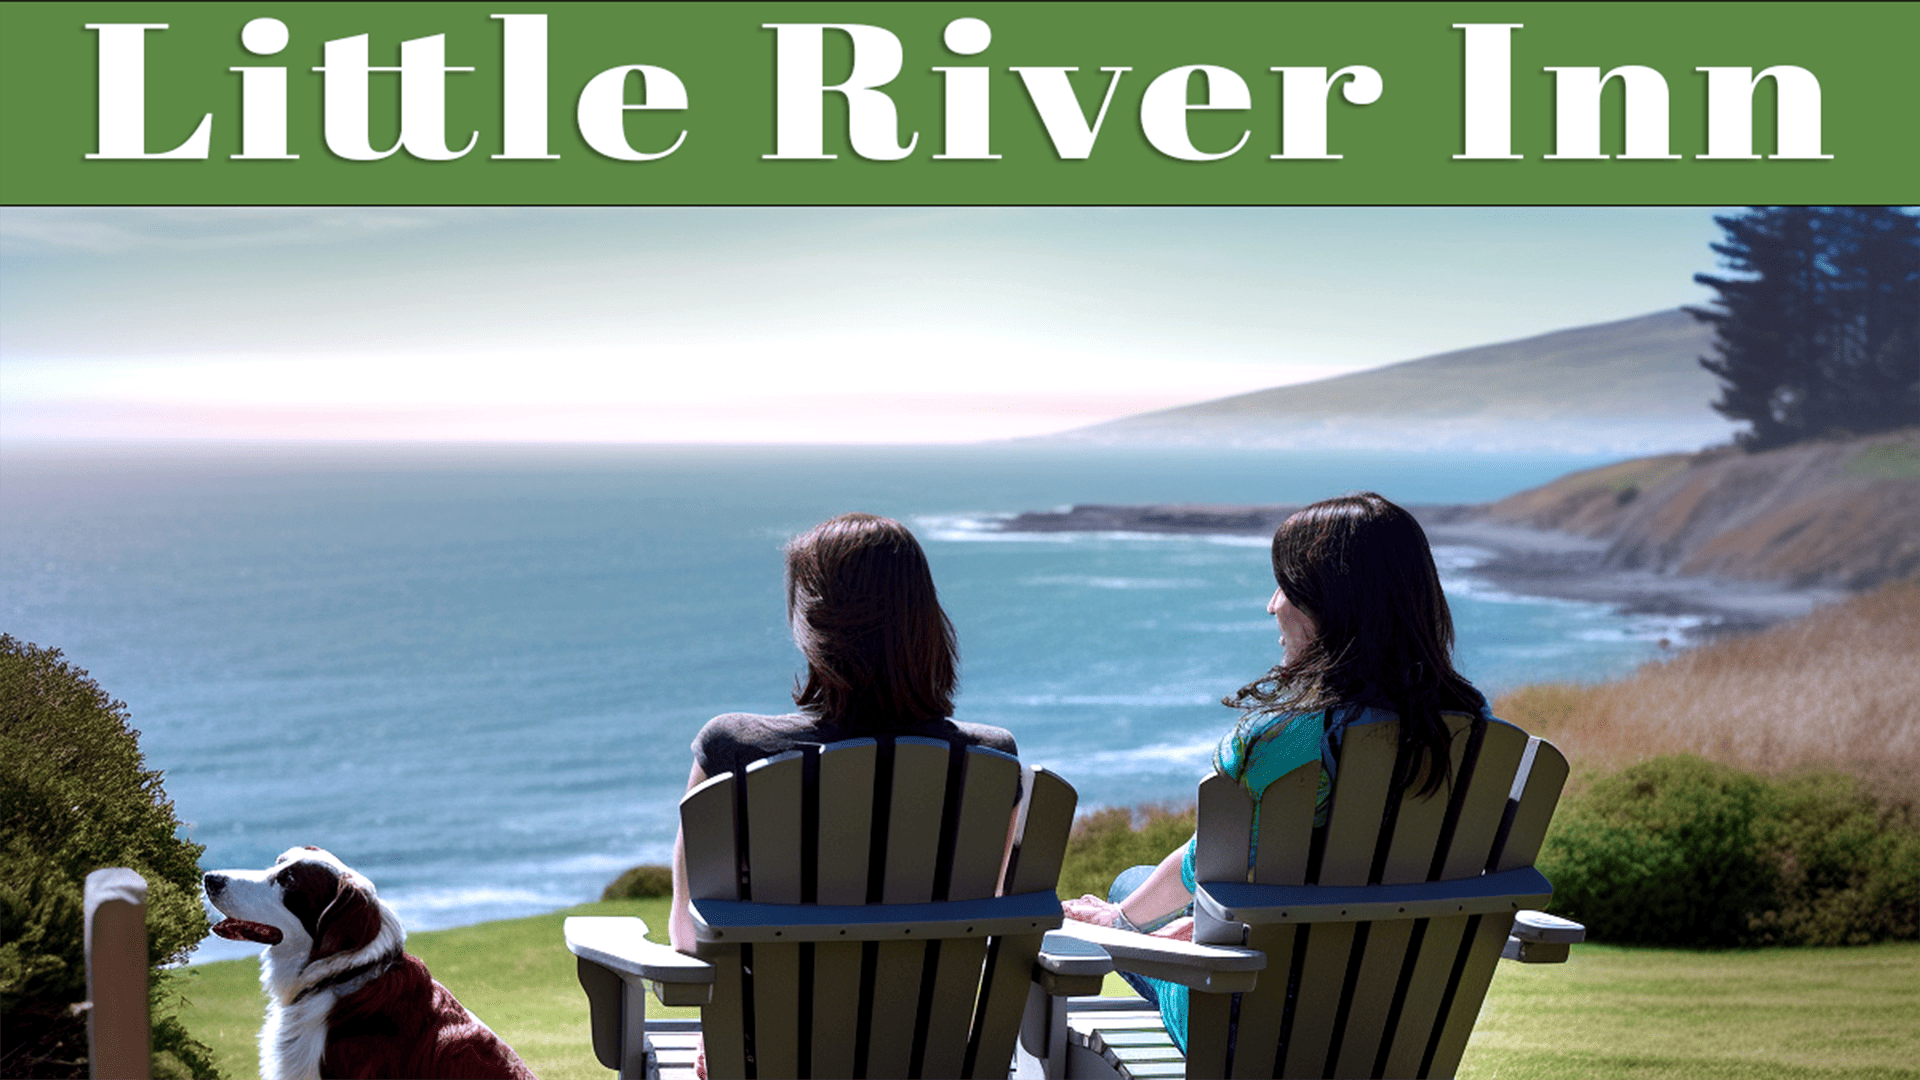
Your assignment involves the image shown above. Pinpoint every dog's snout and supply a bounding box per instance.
[204,872,227,896]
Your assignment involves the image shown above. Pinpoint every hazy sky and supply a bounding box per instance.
[0,206,1729,442]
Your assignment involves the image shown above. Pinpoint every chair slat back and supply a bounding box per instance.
[1188,773,1266,1078]
[812,741,878,1078]
[918,748,1023,1076]
[948,749,1023,900]
[1422,734,1568,1078]
[683,771,750,1079]
[866,738,956,1079]
[1329,714,1478,1078]
[1251,757,1318,887]
[1277,719,1402,1078]
[816,741,879,904]
[743,751,809,1077]
[684,736,1068,1079]
[1190,712,1566,1079]
[1243,761,1315,1077]
[1193,776,1254,888]
[1374,718,1529,1078]
[965,766,1076,1077]
[1189,769,1250,1076]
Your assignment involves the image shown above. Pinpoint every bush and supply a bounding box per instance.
[1751,771,1920,945]
[1057,805,1196,902]
[1538,756,1775,946]
[0,637,219,1079]
[1539,755,1920,947]
[602,864,674,900]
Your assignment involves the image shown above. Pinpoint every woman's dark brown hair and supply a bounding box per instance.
[1226,492,1484,797]
[786,513,959,730]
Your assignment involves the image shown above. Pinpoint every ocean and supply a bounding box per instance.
[0,442,1700,962]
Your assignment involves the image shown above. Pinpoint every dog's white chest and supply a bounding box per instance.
[261,989,336,1080]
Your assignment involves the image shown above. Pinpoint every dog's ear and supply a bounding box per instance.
[310,879,381,963]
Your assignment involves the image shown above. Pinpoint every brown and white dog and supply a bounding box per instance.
[203,846,536,1080]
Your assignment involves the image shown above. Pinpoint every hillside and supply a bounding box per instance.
[1483,429,1920,590]
[1042,308,1735,453]
[992,430,1919,630]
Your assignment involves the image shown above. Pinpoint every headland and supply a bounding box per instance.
[991,428,1920,635]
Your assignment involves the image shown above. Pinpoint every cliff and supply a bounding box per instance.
[1483,429,1920,590]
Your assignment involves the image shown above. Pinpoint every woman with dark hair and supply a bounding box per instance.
[667,512,1016,953]
[1061,492,1488,1051]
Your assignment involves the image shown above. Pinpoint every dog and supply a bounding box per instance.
[204,846,537,1080]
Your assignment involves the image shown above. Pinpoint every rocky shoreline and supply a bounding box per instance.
[989,503,1847,635]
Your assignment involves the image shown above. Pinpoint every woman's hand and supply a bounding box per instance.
[1154,916,1194,942]
[1062,894,1125,927]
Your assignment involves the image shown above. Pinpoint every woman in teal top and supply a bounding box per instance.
[1063,492,1489,1053]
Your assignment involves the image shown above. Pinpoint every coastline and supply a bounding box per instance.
[990,503,1848,635]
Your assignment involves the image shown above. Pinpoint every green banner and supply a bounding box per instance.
[2,2,1913,204]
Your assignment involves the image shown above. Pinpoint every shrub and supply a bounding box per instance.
[1539,756,1776,946]
[1539,754,1920,947]
[602,864,674,900]
[0,636,219,1079]
[1750,771,1920,945]
[1057,805,1196,903]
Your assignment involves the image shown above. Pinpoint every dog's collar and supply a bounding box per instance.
[292,953,399,1005]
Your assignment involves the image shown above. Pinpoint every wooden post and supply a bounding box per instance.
[84,868,149,1080]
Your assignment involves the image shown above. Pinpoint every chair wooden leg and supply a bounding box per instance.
[1017,981,1070,1077]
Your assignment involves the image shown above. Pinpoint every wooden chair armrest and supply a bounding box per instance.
[1049,922,1264,993]
[1034,930,1112,996]
[565,916,714,1005]
[1502,909,1586,963]
[1510,909,1586,943]
[1195,866,1553,929]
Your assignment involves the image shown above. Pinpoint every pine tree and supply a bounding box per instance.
[1689,207,1920,451]
[1831,207,1920,434]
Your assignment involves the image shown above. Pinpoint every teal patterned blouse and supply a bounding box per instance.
[1179,708,1333,892]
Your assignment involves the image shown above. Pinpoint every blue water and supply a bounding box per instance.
[0,443,1695,961]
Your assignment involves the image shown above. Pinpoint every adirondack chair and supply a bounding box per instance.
[1035,713,1587,1080]
[566,735,1111,1079]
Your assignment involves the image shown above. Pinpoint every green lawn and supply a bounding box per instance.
[1459,942,1920,1080]
[177,908,1920,1080]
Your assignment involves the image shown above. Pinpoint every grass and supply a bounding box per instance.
[1847,440,1920,482]
[178,906,1920,1079]
[1458,942,1920,1080]
[1496,581,1920,805]
[1082,945,1920,1079]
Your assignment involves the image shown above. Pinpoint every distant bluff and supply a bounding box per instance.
[1033,309,1738,454]
[1484,429,1920,590]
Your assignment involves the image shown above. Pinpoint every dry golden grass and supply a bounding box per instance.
[1495,581,1920,805]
